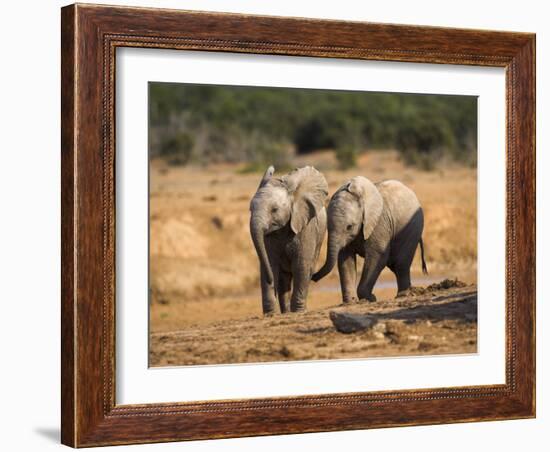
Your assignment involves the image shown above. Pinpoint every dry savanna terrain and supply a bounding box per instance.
[149,150,477,366]
[150,281,477,366]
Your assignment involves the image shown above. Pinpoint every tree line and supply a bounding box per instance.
[149,82,477,170]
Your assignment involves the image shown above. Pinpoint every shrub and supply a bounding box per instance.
[333,119,364,170]
[150,83,478,170]
[335,145,358,170]
[239,137,293,173]
[160,132,194,166]
[395,115,455,170]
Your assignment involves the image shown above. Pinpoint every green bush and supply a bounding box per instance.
[159,132,194,166]
[149,83,477,170]
[395,114,456,170]
[239,137,292,173]
[334,120,364,170]
[294,116,337,153]
[335,145,358,170]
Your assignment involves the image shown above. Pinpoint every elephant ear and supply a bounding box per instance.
[257,165,275,189]
[347,176,383,241]
[250,166,275,212]
[283,166,328,234]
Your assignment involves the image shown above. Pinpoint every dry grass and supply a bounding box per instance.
[149,150,477,334]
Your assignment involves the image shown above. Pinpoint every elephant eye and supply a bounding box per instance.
[346,224,353,231]
[271,207,278,213]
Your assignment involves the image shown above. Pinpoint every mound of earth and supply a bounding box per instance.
[149,281,477,366]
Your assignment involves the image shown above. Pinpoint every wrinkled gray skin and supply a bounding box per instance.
[312,176,427,303]
[250,166,328,315]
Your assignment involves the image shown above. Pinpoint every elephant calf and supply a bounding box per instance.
[250,166,328,315]
[312,176,427,303]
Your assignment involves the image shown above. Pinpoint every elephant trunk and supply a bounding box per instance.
[312,236,340,282]
[250,218,274,285]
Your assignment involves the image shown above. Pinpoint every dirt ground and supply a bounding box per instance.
[149,150,477,365]
[150,281,477,366]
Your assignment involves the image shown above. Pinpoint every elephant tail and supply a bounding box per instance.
[419,237,428,275]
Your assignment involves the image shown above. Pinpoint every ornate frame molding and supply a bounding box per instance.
[61,4,535,447]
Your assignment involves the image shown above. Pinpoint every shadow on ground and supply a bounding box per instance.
[376,291,477,323]
[34,427,59,443]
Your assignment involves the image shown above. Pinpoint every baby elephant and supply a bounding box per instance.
[250,166,328,315]
[312,176,427,303]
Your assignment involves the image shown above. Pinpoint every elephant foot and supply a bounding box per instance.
[290,305,307,313]
[263,309,276,317]
[358,293,377,303]
[342,296,359,306]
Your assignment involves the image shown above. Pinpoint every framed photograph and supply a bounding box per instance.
[61,3,535,447]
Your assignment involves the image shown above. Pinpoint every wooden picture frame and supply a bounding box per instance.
[61,3,535,447]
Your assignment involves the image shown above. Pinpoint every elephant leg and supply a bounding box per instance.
[391,242,416,297]
[338,249,358,304]
[393,250,414,297]
[357,249,389,302]
[391,215,422,296]
[260,265,277,315]
[277,271,292,313]
[290,259,310,313]
[395,266,412,294]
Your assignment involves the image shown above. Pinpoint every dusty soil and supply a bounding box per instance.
[149,281,477,366]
